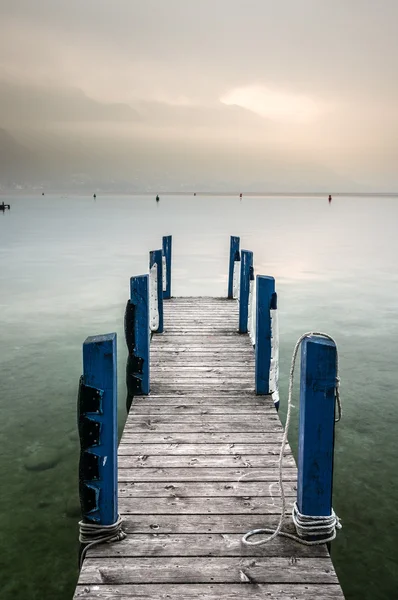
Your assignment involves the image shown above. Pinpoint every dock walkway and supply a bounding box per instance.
[74,297,344,599]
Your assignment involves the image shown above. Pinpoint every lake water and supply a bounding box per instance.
[1,194,397,599]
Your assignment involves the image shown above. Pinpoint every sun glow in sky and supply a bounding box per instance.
[221,86,323,123]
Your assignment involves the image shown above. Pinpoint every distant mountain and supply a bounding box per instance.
[0,128,37,184]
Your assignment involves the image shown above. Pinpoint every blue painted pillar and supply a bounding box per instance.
[297,336,337,527]
[125,275,150,401]
[79,333,117,525]
[228,236,240,298]
[162,235,172,299]
[239,250,253,333]
[150,249,164,333]
[255,275,275,395]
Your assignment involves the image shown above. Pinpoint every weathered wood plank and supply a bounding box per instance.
[120,513,295,533]
[118,468,297,482]
[125,414,280,425]
[122,421,283,433]
[129,406,277,415]
[78,557,339,584]
[87,532,326,558]
[74,583,345,599]
[118,496,293,515]
[118,444,291,456]
[120,432,283,443]
[118,455,295,468]
[129,400,270,409]
[118,481,296,497]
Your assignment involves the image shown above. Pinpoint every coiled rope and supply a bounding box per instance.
[79,515,127,568]
[242,332,342,547]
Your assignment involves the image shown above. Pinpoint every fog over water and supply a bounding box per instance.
[0,1,398,191]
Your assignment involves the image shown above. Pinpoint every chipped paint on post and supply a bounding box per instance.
[162,235,172,299]
[149,249,164,333]
[149,263,159,332]
[269,293,280,408]
[232,252,241,300]
[162,256,167,292]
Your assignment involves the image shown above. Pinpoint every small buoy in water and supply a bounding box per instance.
[328,194,332,203]
[194,192,196,196]
[240,193,242,199]
[93,193,96,199]
[42,192,44,196]
[156,195,159,202]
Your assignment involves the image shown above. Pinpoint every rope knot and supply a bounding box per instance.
[79,514,126,568]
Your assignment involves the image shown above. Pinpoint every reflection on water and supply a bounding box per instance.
[1,194,398,599]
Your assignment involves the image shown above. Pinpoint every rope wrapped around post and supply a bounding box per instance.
[243,332,342,547]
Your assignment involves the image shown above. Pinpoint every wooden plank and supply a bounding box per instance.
[122,421,283,433]
[118,468,297,482]
[125,414,280,425]
[118,496,293,514]
[87,532,326,558]
[129,399,270,408]
[119,432,283,443]
[78,556,339,584]
[128,406,278,415]
[119,513,296,532]
[118,481,296,497]
[118,444,291,456]
[74,583,345,599]
[118,455,295,468]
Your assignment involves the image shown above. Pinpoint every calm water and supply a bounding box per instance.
[1,194,398,599]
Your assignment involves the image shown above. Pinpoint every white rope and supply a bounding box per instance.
[233,257,241,300]
[79,514,126,568]
[242,332,342,547]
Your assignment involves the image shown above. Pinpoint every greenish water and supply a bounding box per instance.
[0,194,397,599]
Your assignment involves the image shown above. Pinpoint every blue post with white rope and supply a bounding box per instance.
[228,236,240,298]
[297,336,337,533]
[255,275,275,395]
[239,250,253,333]
[162,235,172,299]
[150,249,164,333]
[79,333,118,526]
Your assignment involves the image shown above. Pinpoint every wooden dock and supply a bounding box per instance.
[74,297,345,599]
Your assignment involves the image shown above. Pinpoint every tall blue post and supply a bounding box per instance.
[162,235,172,299]
[150,249,164,333]
[125,275,150,401]
[79,333,117,526]
[228,236,240,298]
[297,336,337,529]
[255,275,275,394]
[239,250,253,333]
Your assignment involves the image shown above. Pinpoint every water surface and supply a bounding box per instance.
[1,194,397,599]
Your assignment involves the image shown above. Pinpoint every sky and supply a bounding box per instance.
[0,0,397,191]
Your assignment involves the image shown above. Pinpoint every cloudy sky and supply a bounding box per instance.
[0,0,397,191]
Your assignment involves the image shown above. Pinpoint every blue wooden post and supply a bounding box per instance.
[255,275,275,395]
[150,249,164,333]
[239,250,253,333]
[162,235,172,299]
[297,336,337,528]
[79,333,117,525]
[125,275,150,401]
[228,236,240,298]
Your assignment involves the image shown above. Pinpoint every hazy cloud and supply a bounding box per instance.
[0,0,397,190]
